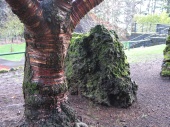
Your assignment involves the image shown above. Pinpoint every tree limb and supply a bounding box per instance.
[71,0,104,28]
[5,0,50,34]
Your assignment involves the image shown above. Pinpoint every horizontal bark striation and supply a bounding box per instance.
[71,0,104,27]
[26,36,69,85]
[25,0,73,86]
[21,1,74,125]
[5,0,106,126]
[22,30,74,126]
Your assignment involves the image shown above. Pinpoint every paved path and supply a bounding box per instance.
[0,58,24,71]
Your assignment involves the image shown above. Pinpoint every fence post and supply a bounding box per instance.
[135,23,137,32]
[141,24,143,33]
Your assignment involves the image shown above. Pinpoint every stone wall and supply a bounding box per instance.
[128,37,166,48]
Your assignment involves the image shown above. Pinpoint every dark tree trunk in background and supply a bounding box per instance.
[5,0,103,126]
[167,0,170,13]
[146,0,151,14]
[152,0,156,14]
[0,0,8,27]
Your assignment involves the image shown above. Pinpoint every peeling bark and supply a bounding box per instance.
[5,0,104,126]
[22,0,74,125]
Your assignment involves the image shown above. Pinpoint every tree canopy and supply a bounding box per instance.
[134,12,170,24]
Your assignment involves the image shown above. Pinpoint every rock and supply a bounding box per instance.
[10,68,15,71]
[161,36,170,77]
[120,119,126,122]
[65,25,138,108]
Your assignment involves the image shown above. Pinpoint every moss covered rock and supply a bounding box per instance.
[166,36,170,45]
[65,25,138,108]
[161,36,170,77]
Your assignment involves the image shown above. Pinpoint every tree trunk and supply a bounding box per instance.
[5,0,104,126]
[20,1,75,126]
[21,28,76,126]
[147,0,151,14]
[167,0,170,13]
[152,0,156,14]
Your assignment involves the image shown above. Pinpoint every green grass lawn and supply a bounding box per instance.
[0,43,25,61]
[125,44,166,63]
[0,43,166,63]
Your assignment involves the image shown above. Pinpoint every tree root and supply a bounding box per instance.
[17,102,77,127]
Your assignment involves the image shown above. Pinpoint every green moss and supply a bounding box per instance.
[166,36,170,45]
[66,25,137,108]
[164,51,170,61]
[161,69,170,76]
[165,62,170,66]
[0,70,8,73]
[164,44,170,53]
[71,33,89,44]
[23,82,39,95]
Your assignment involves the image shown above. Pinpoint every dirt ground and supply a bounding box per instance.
[0,55,170,127]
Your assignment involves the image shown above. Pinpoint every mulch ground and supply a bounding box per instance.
[0,55,170,127]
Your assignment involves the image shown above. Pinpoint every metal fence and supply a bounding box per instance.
[0,37,24,45]
[132,23,170,34]
[0,52,25,56]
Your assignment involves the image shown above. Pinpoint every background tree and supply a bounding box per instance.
[90,0,142,36]
[165,0,170,13]
[123,0,142,35]
[0,15,24,39]
[0,0,23,43]
[0,0,9,27]
[5,0,104,126]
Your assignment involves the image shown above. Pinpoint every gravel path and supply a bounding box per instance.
[129,56,170,127]
[0,55,169,127]
[0,58,24,70]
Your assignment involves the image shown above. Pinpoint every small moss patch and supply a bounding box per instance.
[166,36,170,45]
[0,70,8,73]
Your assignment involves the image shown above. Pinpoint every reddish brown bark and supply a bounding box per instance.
[5,0,104,126]
[71,0,104,27]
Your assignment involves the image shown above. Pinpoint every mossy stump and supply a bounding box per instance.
[161,35,170,77]
[66,25,138,108]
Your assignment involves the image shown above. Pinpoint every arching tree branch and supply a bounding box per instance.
[5,0,50,34]
[71,0,104,27]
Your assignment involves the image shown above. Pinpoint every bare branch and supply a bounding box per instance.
[71,0,104,28]
[5,0,50,34]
